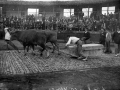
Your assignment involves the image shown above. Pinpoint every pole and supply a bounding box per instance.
[88,6,89,18]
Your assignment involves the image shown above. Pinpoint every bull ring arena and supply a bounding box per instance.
[0,0,120,90]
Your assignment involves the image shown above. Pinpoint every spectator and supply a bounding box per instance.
[104,29,112,53]
[99,28,106,51]
[0,11,119,32]
[82,26,91,44]
[112,26,120,56]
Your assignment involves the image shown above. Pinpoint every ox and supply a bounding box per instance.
[0,30,5,39]
[11,30,47,56]
[38,30,60,54]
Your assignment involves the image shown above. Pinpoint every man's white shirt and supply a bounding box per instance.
[66,37,80,46]
[117,31,120,33]
[4,29,11,40]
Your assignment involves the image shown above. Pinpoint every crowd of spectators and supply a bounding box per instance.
[0,11,120,32]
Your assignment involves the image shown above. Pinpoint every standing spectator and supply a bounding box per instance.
[49,16,52,30]
[104,29,112,53]
[53,15,57,30]
[4,27,20,53]
[79,11,84,19]
[42,16,45,30]
[109,12,114,19]
[112,26,120,56]
[99,28,106,51]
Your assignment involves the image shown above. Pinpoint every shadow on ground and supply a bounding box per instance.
[0,66,120,90]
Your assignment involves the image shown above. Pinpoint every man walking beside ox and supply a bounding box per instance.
[4,27,20,53]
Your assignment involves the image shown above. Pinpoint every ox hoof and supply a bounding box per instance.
[58,53,61,55]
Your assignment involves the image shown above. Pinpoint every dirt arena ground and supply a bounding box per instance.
[0,40,120,90]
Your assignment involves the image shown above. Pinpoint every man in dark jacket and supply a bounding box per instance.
[99,28,106,46]
[82,27,91,44]
[112,26,120,56]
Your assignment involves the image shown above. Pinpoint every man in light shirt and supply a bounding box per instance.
[4,27,20,53]
[104,29,112,54]
[66,35,87,61]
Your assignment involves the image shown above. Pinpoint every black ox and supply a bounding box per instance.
[0,30,5,39]
[11,30,60,55]
[38,30,59,54]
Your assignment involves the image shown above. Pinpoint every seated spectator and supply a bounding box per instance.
[82,27,91,44]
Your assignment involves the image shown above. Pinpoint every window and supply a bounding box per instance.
[89,8,93,17]
[102,7,108,15]
[64,9,74,17]
[82,8,93,17]
[108,6,115,14]
[102,6,115,15]
[28,8,39,16]
[71,9,74,16]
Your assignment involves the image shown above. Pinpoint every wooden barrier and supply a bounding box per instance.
[57,31,100,43]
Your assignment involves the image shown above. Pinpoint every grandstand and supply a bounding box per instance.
[0,0,119,31]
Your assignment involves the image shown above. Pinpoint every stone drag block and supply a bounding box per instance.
[68,44,104,57]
